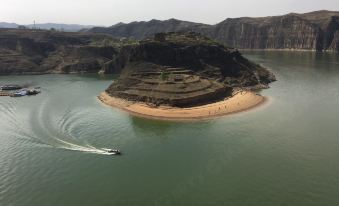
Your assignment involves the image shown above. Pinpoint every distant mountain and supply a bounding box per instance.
[89,18,210,39]
[26,23,96,32]
[0,22,19,28]
[88,10,339,51]
[0,22,96,32]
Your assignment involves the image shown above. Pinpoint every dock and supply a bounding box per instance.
[0,92,11,96]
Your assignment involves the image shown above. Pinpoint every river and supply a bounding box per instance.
[1,51,339,206]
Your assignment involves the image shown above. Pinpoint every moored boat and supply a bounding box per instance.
[11,90,28,97]
[1,85,22,91]
[26,89,41,95]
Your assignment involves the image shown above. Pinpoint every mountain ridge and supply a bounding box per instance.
[90,18,210,39]
[0,22,96,32]
[87,10,339,51]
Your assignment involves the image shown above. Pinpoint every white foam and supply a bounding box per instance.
[53,137,111,155]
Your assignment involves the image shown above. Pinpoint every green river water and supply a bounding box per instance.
[1,51,339,206]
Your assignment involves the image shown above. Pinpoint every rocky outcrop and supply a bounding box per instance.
[211,11,339,51]
[0,29,120,75]
[211,15,320,50]
[88,10,339,52]
[328,31,339,51]
[0,29,275,107]
[105,32,275,107]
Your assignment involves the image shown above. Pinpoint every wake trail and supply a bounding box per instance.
[2,91,114,156]
[53,137,108,154]
[32,98,112,155]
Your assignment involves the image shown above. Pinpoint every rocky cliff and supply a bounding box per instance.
[211,10,339,51]
[88,10,339,52]
[0,29,125,75]
[105,32,275,107]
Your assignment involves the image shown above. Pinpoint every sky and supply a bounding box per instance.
[1,0,339,26]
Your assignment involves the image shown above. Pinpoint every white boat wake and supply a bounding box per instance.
[28,99,116,156]
[53,138,112,155]
[2,90,119,156]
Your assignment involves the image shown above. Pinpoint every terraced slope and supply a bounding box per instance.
[111,68,231,107]
[106,32,275,107]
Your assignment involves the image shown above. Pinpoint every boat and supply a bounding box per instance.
[1,85,22,91]
[104,149,121,155]
[11,90,28,97]
[107,149,121,155]
[26,89,41,95]
[9,88,41,97]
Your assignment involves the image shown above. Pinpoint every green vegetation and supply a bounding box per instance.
[160,71,170,81]
[162,32,220,46]
[90,37,139,48]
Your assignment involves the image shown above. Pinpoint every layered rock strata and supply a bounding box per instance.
[105,32,275,107]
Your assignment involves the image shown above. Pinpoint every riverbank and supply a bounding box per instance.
[98,91,267,121]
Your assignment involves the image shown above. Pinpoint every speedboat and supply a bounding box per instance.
[103,148,121,155]
[107,149,121,155]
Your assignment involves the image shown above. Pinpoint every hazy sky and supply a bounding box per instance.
[1,0,338,26]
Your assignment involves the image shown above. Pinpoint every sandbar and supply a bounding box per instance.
[98,90,267,121]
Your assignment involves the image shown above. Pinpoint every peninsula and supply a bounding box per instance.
[99,32,275,120]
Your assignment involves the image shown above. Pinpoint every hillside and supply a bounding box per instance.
[211,10,339,51]
[0,29,126,75]
[104,32,275,107]
[88,10,339,51]
[89,18,210,40]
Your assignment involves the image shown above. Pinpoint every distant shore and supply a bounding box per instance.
[98,91,267,121]
[239,48,318,52]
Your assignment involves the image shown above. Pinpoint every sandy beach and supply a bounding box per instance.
[98,91,267,121]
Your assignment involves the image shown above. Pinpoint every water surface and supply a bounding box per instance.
[1,51,339,206]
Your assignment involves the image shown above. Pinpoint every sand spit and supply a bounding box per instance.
[98,91,266,121]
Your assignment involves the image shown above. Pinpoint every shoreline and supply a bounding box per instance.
[98,91,267,121]
[239,49,337,52]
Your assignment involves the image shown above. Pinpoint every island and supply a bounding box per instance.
[99,32,276,120]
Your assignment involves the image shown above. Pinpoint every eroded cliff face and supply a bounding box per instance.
[211,15,320,50]
[324,17,339,51]
[329,31,339,51]
[212,12,339,51]
[0,29,119,75]
[106,32,275,88]
[88,10,339,52]
[105,32,276,107]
